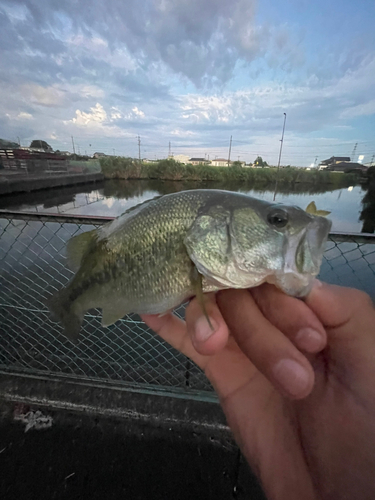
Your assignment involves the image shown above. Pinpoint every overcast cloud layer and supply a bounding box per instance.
[0,0,374,165]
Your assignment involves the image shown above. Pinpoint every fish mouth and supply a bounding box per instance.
[272,215,332,297]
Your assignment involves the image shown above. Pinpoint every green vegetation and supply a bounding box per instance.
[68,159,101,173]
[100,157,358,188]
[253,156,268,167]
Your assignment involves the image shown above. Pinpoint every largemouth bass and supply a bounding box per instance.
[48,190,331,340]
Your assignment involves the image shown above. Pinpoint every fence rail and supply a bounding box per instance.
[0,212,374,400]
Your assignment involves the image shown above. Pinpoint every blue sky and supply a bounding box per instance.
[0,0,374,166]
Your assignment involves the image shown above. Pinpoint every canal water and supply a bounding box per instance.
[0,178,373,233]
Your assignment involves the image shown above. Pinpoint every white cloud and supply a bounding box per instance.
[110,107,122,120]
[21,84,67,107]
[132,106,145,118]
[65,103,133,138]
[71,103,107,126]
[340,99,375,119]
[17,112,33,120]
[170,128,195,136]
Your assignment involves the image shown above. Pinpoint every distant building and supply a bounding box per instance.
[142,158,159,163]
[319,156,350,170]
[321,160,368,174]
[189,158,209,165]
[172,154,190,164]
[211,158,232,167]
[93,152,106,158]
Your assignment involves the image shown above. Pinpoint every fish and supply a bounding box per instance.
[48,190,332,341]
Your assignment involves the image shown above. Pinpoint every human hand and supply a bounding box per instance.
[141,282,375,500]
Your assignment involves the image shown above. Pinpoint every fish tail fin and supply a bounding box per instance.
[47,288,83,342]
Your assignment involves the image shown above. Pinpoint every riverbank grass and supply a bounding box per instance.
[100,157,357,187]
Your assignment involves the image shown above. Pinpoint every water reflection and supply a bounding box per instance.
[0,178,372,233]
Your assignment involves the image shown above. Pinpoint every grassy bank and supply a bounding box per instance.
[100,157,358,187]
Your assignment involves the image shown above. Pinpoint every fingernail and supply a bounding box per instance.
[195,316,217,342]
[296,327,323,352]
[272,359,311,398]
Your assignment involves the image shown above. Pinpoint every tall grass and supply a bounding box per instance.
[100,157,358,187]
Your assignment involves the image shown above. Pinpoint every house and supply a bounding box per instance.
[211,158,232,167]
[189,158,209,165]
[319,156,350,170]
[93,152,106,159]
[172,154,190,164]
[324,162,368,174]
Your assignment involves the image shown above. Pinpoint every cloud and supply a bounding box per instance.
[340,100,375,119]
[2,0,304,86]
[21,83,68,107]
[17,111,33,120]
[178,53,375,134]
[170,128,196,137]
[71,103,107,126]
[65,102,135,139]
[0,0,373,164]
[131,107,145,118]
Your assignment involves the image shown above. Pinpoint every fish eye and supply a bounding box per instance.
[267,208,289,229]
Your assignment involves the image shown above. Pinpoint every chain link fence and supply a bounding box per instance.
[1,212,374,399]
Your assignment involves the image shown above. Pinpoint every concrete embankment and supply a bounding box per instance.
[0,171,104,195]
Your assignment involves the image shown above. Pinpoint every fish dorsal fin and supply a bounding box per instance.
[305,201,317,214]
[305,201,331,217]
[66,229,97,272]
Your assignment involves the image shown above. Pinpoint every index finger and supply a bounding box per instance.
[217,289,315,399]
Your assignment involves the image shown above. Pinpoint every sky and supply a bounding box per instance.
[0,0,374,166]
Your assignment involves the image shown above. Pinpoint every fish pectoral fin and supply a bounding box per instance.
[66,229,98,272]
[101,303,129,327]
[191,266,214,331]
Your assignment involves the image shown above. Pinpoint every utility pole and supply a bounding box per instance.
[228,135,232,167]
[71,136,76,155]
[371,154,375,166]
[168,141,171,158]
[273,112,287,201]
[138,136,141,161]
[351,142,358,161]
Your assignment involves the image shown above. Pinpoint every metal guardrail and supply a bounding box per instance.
[0,212,374,399]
